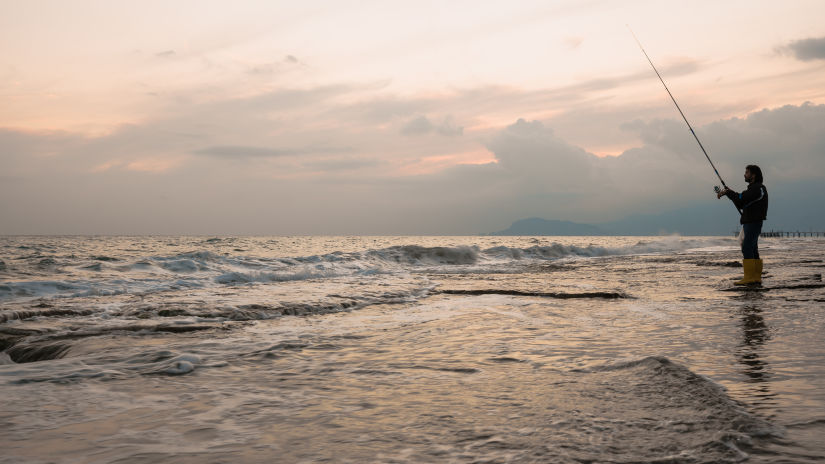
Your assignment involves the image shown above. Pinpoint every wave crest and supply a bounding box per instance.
[370,245,480,265]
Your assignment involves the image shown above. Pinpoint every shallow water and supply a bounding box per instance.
[1,236,824,463]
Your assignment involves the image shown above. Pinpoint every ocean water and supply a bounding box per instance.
[1,235,823,463]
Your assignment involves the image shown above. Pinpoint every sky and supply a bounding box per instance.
[2,0,824,235]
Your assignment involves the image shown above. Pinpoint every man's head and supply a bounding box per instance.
[745,164,763,184]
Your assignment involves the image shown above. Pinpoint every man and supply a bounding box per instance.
[717,165,768,285]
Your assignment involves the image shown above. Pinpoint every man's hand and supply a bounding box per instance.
[717,187,731,199]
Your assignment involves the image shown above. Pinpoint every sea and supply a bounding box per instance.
[1,235,823,463]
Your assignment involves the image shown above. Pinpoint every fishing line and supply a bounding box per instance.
[628,26,741,215]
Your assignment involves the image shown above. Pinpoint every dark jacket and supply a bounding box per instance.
[726,181,768,224]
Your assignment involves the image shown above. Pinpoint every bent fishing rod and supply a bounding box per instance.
[628,26,741,215]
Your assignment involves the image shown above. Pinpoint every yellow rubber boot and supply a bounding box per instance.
[755,259,763,283]
[734,259,761,285]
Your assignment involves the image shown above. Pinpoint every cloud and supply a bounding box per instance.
[563,58,702,94]
[248,55,306,75]
[301,157,384,172]
[2,79,823,234]
[335,62,704,129]
[618,104,825,183]
[215,84,358,112]
[194,144,354,161]
[387,102,825,231]
[400,115,463,137]
[485,119,596,190]
[195,145,301,158]
[436,116,464,136]
[343,96,430,124]
[780,36,825,61]
[125,157,183,173]
[400,116,433,135]
[540,97,757,157]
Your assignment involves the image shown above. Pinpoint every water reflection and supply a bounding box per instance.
[738,304,771,382]
[734,299,781,419]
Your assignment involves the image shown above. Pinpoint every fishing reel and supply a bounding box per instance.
[713,186,721,194]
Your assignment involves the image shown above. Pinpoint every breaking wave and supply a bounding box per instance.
[575,356,783,460]
[0,237,734,303]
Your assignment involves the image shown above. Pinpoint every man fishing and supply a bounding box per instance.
[717,165,768,285]
[629,29,770,285]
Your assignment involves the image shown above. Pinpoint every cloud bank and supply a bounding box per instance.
[401,116,464,137]
[2,99,823,235]
[781,36,825,61]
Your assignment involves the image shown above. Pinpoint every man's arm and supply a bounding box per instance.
[738,184,764,206]
[719,187,745,209]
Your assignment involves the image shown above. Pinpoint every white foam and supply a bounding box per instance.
[161,354,200,375]
[215,268,346,284]
[0,238,740,304]
[159,259,202,273]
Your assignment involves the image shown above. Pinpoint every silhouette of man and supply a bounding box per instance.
[718,165,768,285]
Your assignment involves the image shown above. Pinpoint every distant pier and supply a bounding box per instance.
[761,230,824,238]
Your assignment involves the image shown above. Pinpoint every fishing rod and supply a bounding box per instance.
[628,26,741,215]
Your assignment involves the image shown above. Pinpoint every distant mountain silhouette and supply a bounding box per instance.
[597,203,734,235]
[488,218,607,236]
[488,180,825,236]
